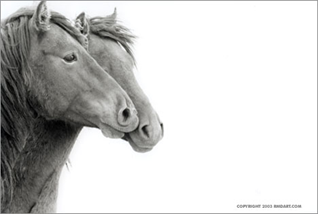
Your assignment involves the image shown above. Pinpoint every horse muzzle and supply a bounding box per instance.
[123,116,164,153]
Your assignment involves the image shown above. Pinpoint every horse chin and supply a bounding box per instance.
[123,134,153,153]
[100,123,125,139]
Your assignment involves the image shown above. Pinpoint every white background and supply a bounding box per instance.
[1,1,317,213]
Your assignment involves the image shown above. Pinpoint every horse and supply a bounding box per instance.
[1,1,140,212]
[75,10,164,153]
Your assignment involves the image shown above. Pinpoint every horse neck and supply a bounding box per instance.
[2,117,82,213]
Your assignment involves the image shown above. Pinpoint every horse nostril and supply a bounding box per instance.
[141,125,150,139]
[160,123,164,136]
[122,108,130,122]
[118,107,136,126]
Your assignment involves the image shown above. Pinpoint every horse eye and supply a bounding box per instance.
[63,53,77,63]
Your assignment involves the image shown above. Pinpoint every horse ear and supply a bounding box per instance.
[75,12,89,37]
[108,8,117,19]
[32,1,51,31]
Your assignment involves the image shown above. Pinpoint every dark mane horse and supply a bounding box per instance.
[1,7,85,210]
[75,10,164,153]
[1,2,139,212]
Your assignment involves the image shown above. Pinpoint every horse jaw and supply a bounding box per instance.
[100,123,125,139]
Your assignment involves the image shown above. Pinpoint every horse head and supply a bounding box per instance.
[24,2,139,137]
[75,11,164,153]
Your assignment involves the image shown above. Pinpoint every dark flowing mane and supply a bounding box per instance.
[85,9,136,64]
[0,7,87,209]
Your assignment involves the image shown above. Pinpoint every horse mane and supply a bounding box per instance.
[0,7,87,210]
[86,10,136,64]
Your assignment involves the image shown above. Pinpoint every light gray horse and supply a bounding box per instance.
[1,2,139,212]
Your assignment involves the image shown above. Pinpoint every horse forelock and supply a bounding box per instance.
[1,7,87,211]
[87,14,137,65]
